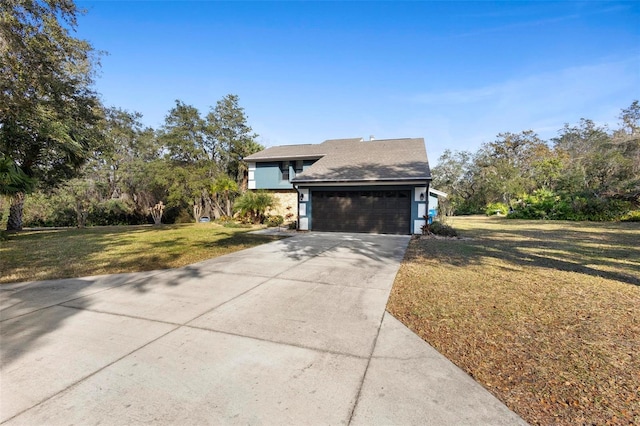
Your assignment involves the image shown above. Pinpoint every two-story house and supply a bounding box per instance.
[244,137,435,235]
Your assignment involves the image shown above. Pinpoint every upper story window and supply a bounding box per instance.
[295,160,303,173]
[280,161,290,181]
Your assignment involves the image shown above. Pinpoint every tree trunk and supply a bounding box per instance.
[7,192,25,231]
[150,201,164,225]
[76,201,88,228]
[225,193,231,217]
[193,203,202,222]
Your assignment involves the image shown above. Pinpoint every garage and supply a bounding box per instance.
[311,190,411,234]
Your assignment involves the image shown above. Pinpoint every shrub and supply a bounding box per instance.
[508,190,631,221]
[485,202,509,216]
[429,221,458,237]
[288,220,297,230]
[621,210,640,222]
[173,208,194,224]
[265,215,284,227]
[88,199,145,226]
[234,191,278,224]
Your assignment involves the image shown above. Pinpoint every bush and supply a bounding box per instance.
[234,191,278,224]
[88,199,146,226]
[265,215,284,227]
[428,221,458,237]
[288,220,297,230]
[508,190,632,221]
[621,210,640,222]
[485,202,509,216]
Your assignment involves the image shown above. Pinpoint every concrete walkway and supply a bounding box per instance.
[0,232,526,425]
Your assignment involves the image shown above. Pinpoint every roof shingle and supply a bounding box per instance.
[245,137,431,183]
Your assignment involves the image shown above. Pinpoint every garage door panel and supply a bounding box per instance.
[311,190,410,234]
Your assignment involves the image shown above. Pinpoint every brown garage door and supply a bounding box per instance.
[311,190,411,234]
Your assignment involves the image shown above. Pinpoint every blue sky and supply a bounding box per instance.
[76,1,639,164]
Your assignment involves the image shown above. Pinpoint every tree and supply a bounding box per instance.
[212,175,238,217]
[156,101,214,221]
[0,0,103,230]
[431,150,477,215]
[0,156,35,230]
[553,119,615,196]
[159,100,209,165]
[611,100,640,201]
[0,156,35,196]
[475,131,547,205]
[234,190,277,224]
[206,94,263,187]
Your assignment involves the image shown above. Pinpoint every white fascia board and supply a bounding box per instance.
[429,188,448,198]
[293,180,428,187]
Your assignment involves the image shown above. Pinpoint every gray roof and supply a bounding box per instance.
[243,138,363,161]
[245,137,431,183]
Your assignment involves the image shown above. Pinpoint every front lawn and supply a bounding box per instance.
[0,224,283,284]
[388,216,639,425]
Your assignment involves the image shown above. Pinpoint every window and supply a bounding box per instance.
[295,160,303,173]
[280,161,290,181]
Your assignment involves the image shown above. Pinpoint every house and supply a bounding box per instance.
[243,137,432,234]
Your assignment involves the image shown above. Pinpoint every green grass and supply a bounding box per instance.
[0,223,283,284]
[388,216,640,426]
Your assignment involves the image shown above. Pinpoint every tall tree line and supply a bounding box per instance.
[432,101,640,220]
[1,0,263,230]
[4,97,263,229]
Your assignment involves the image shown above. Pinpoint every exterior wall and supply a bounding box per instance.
[249,160,317,190]
[298,184,428,234]
[252,162,292,190]
[413,186,428,233]
[265,190,298,222]
[428,192,439,223]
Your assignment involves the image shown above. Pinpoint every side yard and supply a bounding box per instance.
[0,224,283,284]
[388,216,639,425]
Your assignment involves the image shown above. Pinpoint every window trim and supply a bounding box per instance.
[280,161,290,181]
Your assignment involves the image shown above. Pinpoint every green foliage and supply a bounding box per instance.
[485,202,509,216]
[22,190,147,227]
[206,94,263,185]
[1,0,103,230]
[620,210,640,222]
[212,175,239,217]
[508,190,632,221]
[88,199,146,226]
[172,208,195,224]
[434,101,639,222]
[265,215,284,227]
[234,190,277,224]
[1,0,103,187]
[23,191,76,227]
[428,221,458,237]
[159,100,210,164]
[0,156,36,195]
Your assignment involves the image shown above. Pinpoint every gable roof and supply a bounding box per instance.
[245,137,431,183]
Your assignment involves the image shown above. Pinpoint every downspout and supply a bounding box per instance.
[426,179,431,224]
[293,183,300,231]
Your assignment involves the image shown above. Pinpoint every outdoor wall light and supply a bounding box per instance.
[300,193,304,201]
[420,192,425,201]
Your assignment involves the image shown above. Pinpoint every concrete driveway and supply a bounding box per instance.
[1,232,526,425]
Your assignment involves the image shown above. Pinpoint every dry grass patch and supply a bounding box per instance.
[0,223,283,284]
[388,216,640,425]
